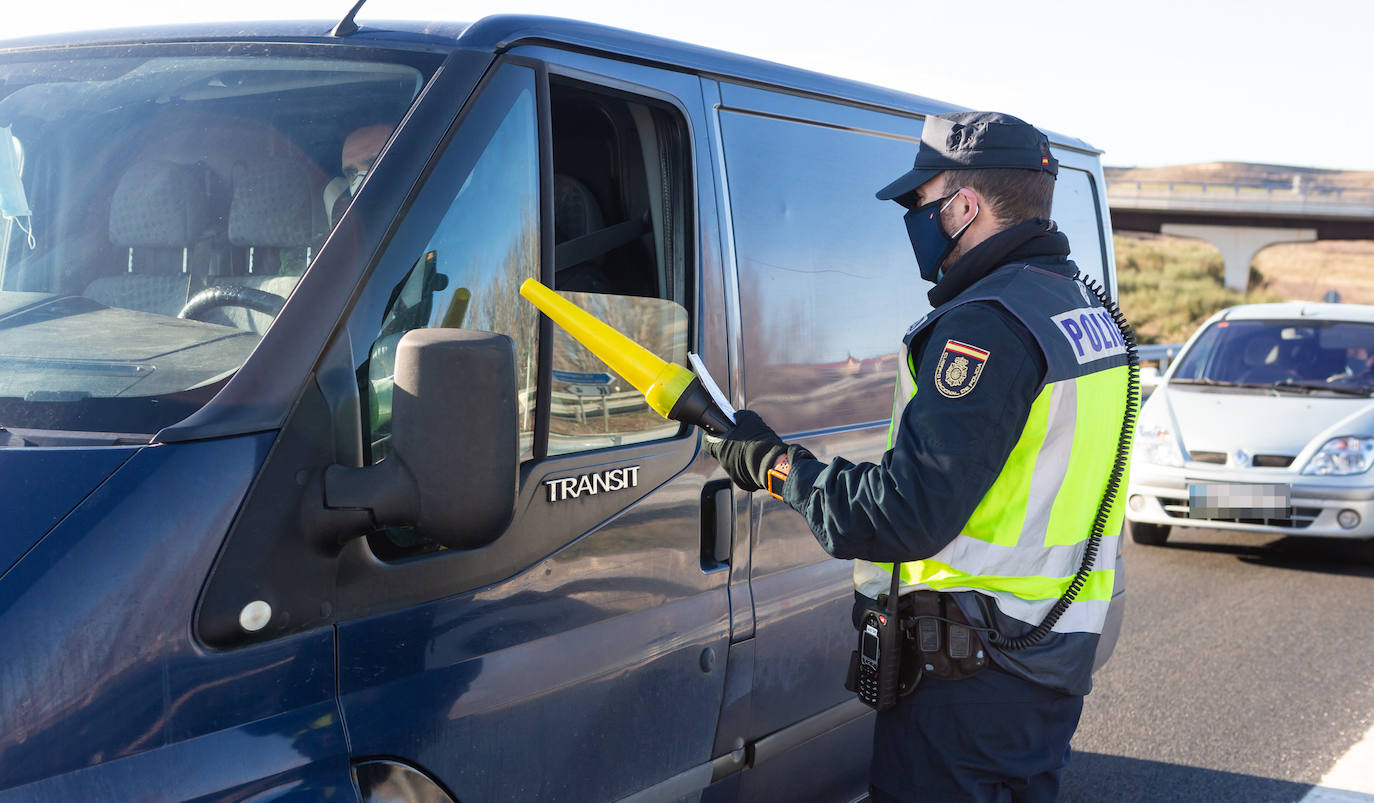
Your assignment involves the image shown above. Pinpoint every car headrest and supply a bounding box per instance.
[554,174,604,245]
[1242,336,1278,366]
[108,160,214,248]
[229,157,324,248]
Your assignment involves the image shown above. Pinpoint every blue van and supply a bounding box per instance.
[0,14,1118,801]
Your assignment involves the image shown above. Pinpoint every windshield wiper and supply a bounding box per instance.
[1169,377,1237,387]
[1285,381,1374,397]
[1261,379,1314,394]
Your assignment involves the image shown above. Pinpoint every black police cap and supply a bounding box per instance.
[876,111,1059,204]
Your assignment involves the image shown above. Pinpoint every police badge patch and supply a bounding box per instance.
[934,340,989,398]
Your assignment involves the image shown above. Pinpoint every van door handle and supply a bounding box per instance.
[701,479,733,567]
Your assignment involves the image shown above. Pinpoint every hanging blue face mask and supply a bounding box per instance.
[0,125,34,249]
[903,190,977,283]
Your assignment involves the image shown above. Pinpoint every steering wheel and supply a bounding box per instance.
[1236,367,1299,385]
[178,285,287,322]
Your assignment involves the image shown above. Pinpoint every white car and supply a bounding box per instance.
[1127,301,1374,561]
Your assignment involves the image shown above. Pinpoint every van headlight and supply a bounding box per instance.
[1137,422,1183,467]
[1301,437,1374,475]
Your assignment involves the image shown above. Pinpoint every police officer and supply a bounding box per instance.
[706,111,1134,802]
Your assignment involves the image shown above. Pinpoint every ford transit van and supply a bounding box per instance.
[0,15,1117,801]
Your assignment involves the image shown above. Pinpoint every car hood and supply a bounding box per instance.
[1158,385,1374,460]
[0,445,136,577]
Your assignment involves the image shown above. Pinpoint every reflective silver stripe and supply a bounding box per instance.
[899,349,916,397]
[854,561,898,599]
[852,533,1120,635]
[1047,598,1111,633]
[853,534,1119,599]
[941,588,1111,634]
[1018,379,1077,548]
[932,533,1119,581]
[1089,526,1123,572]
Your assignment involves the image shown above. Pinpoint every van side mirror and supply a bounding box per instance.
[306,328,518,552]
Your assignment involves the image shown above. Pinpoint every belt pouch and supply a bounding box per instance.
[903,591,989,681]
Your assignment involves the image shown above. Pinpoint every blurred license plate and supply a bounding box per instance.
[1187,482,1291,519]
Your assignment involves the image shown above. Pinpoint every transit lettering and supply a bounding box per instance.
[545,465,642,503]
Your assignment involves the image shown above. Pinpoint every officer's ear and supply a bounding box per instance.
[945,186,983,229]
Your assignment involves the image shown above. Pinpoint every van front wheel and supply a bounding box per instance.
[1128,520,1171,546]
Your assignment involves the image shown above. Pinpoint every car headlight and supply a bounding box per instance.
[1301,436,1374,475]
[1136,422,1183,467]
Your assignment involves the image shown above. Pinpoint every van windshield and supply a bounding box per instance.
[0,46,431,438]
[1171,318,1374,396]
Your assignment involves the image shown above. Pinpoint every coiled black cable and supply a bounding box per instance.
[991,273,1140,650]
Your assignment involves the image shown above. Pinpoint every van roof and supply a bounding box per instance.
[0,14,1101,155]
[1221,302,1374,323]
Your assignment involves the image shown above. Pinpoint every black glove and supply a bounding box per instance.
[705,409,805,493]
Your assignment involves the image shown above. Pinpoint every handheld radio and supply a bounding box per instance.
[855,607,902,710]
[848,563,909,711]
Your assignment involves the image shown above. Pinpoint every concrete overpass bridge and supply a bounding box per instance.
[1106,180,1374,291]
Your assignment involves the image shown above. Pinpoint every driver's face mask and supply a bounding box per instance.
[0,126,35,249]
[347,169,367,196]
[344,153,378,197]
[904,189,978,283]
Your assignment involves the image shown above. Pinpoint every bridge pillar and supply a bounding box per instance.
[1160,223,1317,292]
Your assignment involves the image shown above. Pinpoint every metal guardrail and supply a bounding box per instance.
[1137,343,1184,379]
[1137,343,1182,362]
[1106,179,1374,205]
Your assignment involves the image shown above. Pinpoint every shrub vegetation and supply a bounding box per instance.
[1114,234,1282,344]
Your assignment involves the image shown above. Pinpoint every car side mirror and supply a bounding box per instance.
[305,328,518,552]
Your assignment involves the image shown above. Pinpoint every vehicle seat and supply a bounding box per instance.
[204,157,327,332]
[1237,335,1285,383]
[553,173,604,294]
[553,174,654,297]
[83,160,221,316]
[555,174,605,247]
[1276,341,1347,381]
[323,175,351,227]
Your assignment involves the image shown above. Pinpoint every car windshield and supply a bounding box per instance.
[1171,318,1374,395]
[0,46,432,437]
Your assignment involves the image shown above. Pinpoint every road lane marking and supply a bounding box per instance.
[1304,791,1374,802]
[1301,717,1374,801]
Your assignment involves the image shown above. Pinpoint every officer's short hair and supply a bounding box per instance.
[944,168,1055,224]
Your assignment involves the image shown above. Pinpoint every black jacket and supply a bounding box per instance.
[781,219,1074,563]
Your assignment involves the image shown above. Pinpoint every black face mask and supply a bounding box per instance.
[903,190,978,283]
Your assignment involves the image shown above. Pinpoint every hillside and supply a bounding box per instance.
[1114,233,1374,344]
[1105,161,1374,189]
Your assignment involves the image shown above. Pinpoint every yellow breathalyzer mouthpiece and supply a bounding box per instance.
[519,279,694,418]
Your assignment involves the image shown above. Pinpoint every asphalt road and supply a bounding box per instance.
[1060,527,1374,802]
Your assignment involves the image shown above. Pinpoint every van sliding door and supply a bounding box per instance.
[711,79,926,801]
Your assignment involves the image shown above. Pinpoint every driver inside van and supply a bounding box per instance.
[325,122,393,225]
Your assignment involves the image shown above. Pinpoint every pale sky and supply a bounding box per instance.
[5,0,1372,171]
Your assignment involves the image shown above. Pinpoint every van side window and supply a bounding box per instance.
[545,79,691,455]
[1052,168,1107,287]
[722,110,922,433]
[362,65,541,464]
[355,68,692,484]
